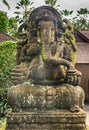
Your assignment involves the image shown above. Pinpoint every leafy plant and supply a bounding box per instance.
[0,89,8,116]
[60,9,73,16]
[73,8,89,30]
[0,11,18,37]
[0,41,17,116]
[7,17,18,37]
[14,0,34,23]
[45,0,57,7]
[0,41,17,88]
[0,11,8,33]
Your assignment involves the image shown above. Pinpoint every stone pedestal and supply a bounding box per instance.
[6,109,87,130]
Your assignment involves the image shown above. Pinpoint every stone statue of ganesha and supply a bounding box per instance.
[7,6,85,112]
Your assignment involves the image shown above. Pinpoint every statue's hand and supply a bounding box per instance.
[66,69,82,86]
[11,64,29,85]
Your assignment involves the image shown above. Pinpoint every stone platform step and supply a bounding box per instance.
[6,109,87,130]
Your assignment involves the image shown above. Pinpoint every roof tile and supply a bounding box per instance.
[76,42,89,63]
[0,33,16,42]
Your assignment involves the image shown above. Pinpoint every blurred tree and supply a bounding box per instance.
[60,8,89,30]
[44,0,60,9]
[0,11,8,33]
[0,11,18,37]
[60,9,73,21]
[73,8,89,30]
[45,0,57,7]
[77,8,89,18]
[60,9,73,17]
[14,0,34,24]
[7,17,18,37]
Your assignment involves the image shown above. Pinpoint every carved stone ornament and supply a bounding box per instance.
[7,6,85,112]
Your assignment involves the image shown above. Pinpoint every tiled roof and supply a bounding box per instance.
[0,33,16,42]
[75,30,89,42]
[76,42,89,63]
[80,31,89,41]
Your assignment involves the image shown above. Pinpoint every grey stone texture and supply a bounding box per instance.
[6,109,86,130]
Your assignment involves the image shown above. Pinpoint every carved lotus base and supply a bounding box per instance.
[7,82,85,112]
[6,110,87,130]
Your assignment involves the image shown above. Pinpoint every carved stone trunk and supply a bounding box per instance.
[6,110,86,130]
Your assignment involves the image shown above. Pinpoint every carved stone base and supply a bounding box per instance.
[7,83,85,112]
[6,109,87,130]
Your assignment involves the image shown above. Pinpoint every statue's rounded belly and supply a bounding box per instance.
[30,66,65,85]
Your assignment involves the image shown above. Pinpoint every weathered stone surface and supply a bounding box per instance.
[7,83,85,112]
[6,109,86,130]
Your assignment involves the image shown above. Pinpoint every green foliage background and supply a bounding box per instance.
[0,41,17,88]
[0,11,8,33]
[0,41,17,116]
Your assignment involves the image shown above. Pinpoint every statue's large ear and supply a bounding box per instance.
[18,22,30,38]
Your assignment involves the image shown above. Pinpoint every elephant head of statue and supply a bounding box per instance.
[12,6,81,86]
